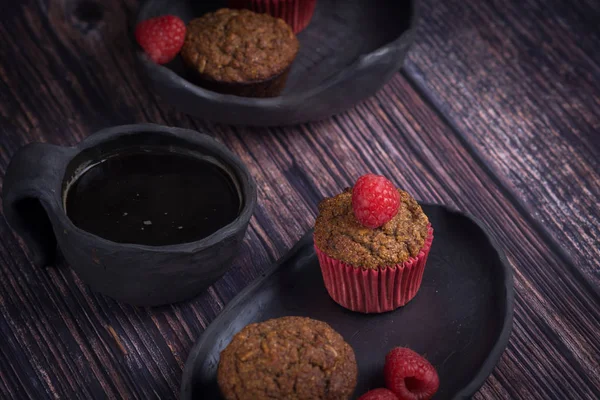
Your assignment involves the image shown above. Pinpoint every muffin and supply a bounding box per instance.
[229,0,317,34]
[314,174,434,313]
[217,316,357,400]
[180,9,299,98]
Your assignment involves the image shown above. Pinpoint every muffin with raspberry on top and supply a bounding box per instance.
[314,174,433,313]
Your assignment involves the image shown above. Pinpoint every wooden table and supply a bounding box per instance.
[1,0,599,398]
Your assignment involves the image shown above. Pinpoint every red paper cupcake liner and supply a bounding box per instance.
[315,224,434,314]
[229,0,317,33]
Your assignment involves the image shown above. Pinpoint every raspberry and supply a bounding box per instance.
[352,174,401,229]
[358,388,399,400]
[384,347,439,400]
[135,15,186,64]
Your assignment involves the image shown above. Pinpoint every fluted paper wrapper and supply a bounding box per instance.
[315,225,433,314]
[229,0,317,33]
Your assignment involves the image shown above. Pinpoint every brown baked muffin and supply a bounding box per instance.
[313,175,434,313]
[217,316,357,400]
[180,8,299,98]
[314,188,429,268]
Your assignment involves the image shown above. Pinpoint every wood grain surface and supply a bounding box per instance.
[0,0,599,399]
[405,0,600,287]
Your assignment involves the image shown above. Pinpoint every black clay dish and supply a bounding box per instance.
[2,124,257,306]
[180,205,514,400]
[135,0,418,126]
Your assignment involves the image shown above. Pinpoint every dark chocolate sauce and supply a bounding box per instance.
[65,150,240,246]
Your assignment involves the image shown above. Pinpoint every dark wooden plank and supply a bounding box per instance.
[404,0,600,287]
[0,0,598,399]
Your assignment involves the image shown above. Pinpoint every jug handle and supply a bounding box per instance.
[3,142,72,267]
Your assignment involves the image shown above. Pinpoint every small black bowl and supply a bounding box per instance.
[134,0,418,126]
[2,124,257,306]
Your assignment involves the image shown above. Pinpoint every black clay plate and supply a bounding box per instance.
[135,0,417,126]
[180,205,514,399]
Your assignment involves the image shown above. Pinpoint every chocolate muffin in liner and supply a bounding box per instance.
[314,188,434,314]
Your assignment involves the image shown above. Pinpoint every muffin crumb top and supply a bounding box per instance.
[181,9,299,83]
[314,188,430,268]
[217,316,357,400]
